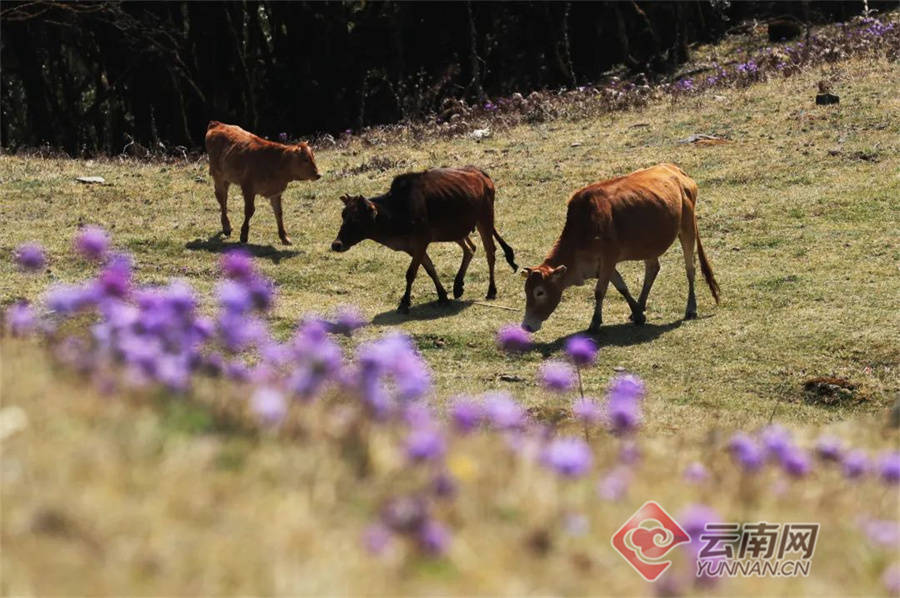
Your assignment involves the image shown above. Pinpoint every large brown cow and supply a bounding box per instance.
[330,167,517,313]
[205,121,321,245]
[520,163,719,333]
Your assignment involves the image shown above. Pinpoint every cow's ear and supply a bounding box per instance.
[340,195,351,205]
[365,199,378,219]
[550,265,567,280]
[520,267,532,279]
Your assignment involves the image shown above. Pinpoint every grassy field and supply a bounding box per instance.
[1,48,899,596]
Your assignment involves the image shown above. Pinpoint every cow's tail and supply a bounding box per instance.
[695,219,720,304]
[493,229,518,272]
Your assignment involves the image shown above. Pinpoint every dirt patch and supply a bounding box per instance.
[803,377,860,405]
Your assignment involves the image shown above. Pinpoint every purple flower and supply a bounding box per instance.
[5,302,36,337]
[75,225,109,260]
[278,132,288,142]
[217,280,252,313]
[780,447,812,478]
[484,101,497,111]
[496,324,531,353]
[608,373,645,402]
[683,461,710,483]
[14,243,46,272]
[450,397,483,433]
[418,519,450,555]
[883,564,900,595]
[679,504,720,544]
[572,397,602,425]
[618,440,642,465]
[729,432,765,472]
[221,249,255,281]
[331,305,366,335]
[44,283,96,315]
[363,523,393,556]
[541,437,593,478]
[761,424,793,461]
[431,471,458,499]
[482,393,527,430]
[565,335,597,367]
[538,360,576,392]
[224,359,250,382]
[842,449,870,479]
[606,392,641,435]
[94,254,133,299]
[251,387,286,425]
[815,435,844,461]
[405,428,446,462]
[356,333,432,404]
[403,403,434,428]
[381,496,427,533]
[877,452,900,485]
[596,466,631,501]
[860,518,900,547]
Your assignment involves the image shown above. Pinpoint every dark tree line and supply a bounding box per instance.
[0,1,885,155]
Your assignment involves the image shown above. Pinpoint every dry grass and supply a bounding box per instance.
[1,54,899,596]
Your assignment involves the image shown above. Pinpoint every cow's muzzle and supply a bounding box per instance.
[331,240,346,252]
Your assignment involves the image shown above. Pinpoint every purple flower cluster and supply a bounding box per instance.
[371,495,451,556]
[538,360,576,393]
[15,242,46,272]
[495,323,531,353]
[75,225,110,261]
[541,436,593,478]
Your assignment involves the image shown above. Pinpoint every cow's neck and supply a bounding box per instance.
[543,237,577,280]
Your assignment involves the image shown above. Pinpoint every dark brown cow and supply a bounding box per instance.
[521,163,719,333]
[330,167,517,313]
[205,121,321,245]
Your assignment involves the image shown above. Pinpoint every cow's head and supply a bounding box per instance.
[520,265,567,332]
[291,142,321,181]
[331,195,377,252]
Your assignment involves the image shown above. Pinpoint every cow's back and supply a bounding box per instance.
[401,167,491,241]
[572,164,688,261]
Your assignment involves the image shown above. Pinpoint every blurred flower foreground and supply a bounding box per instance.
[5,230,899,594]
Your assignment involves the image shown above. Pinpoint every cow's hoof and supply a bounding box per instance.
[397,303,411,315]
[222,227,232,237]
[629,312,646,325]
[453,282,464,299]
[239,232,249,244]
[485,288,497,300]
[588,324,602,335]
[437,293,450,304]
[280,236,293,246]
[684,311,698,320]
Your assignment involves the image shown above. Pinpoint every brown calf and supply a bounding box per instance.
[521,163,719,333]
[330,167,517,313]
[205,121,321,245]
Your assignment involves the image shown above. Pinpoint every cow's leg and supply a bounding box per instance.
[636,258,661,317]
[214,177,231,236]
[610,269,645,325]
[679,227,698,320]
[420,251,449,303]
[589,265,614,333]
[399,245,425,314]
[453,239,475,299]
[239,186,256,244]
[476,222,497,299]
[268,194,291,245]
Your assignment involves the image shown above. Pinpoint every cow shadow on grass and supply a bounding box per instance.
[530,319,685,358]
[185,233,300,264]
[371,300,473,325]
